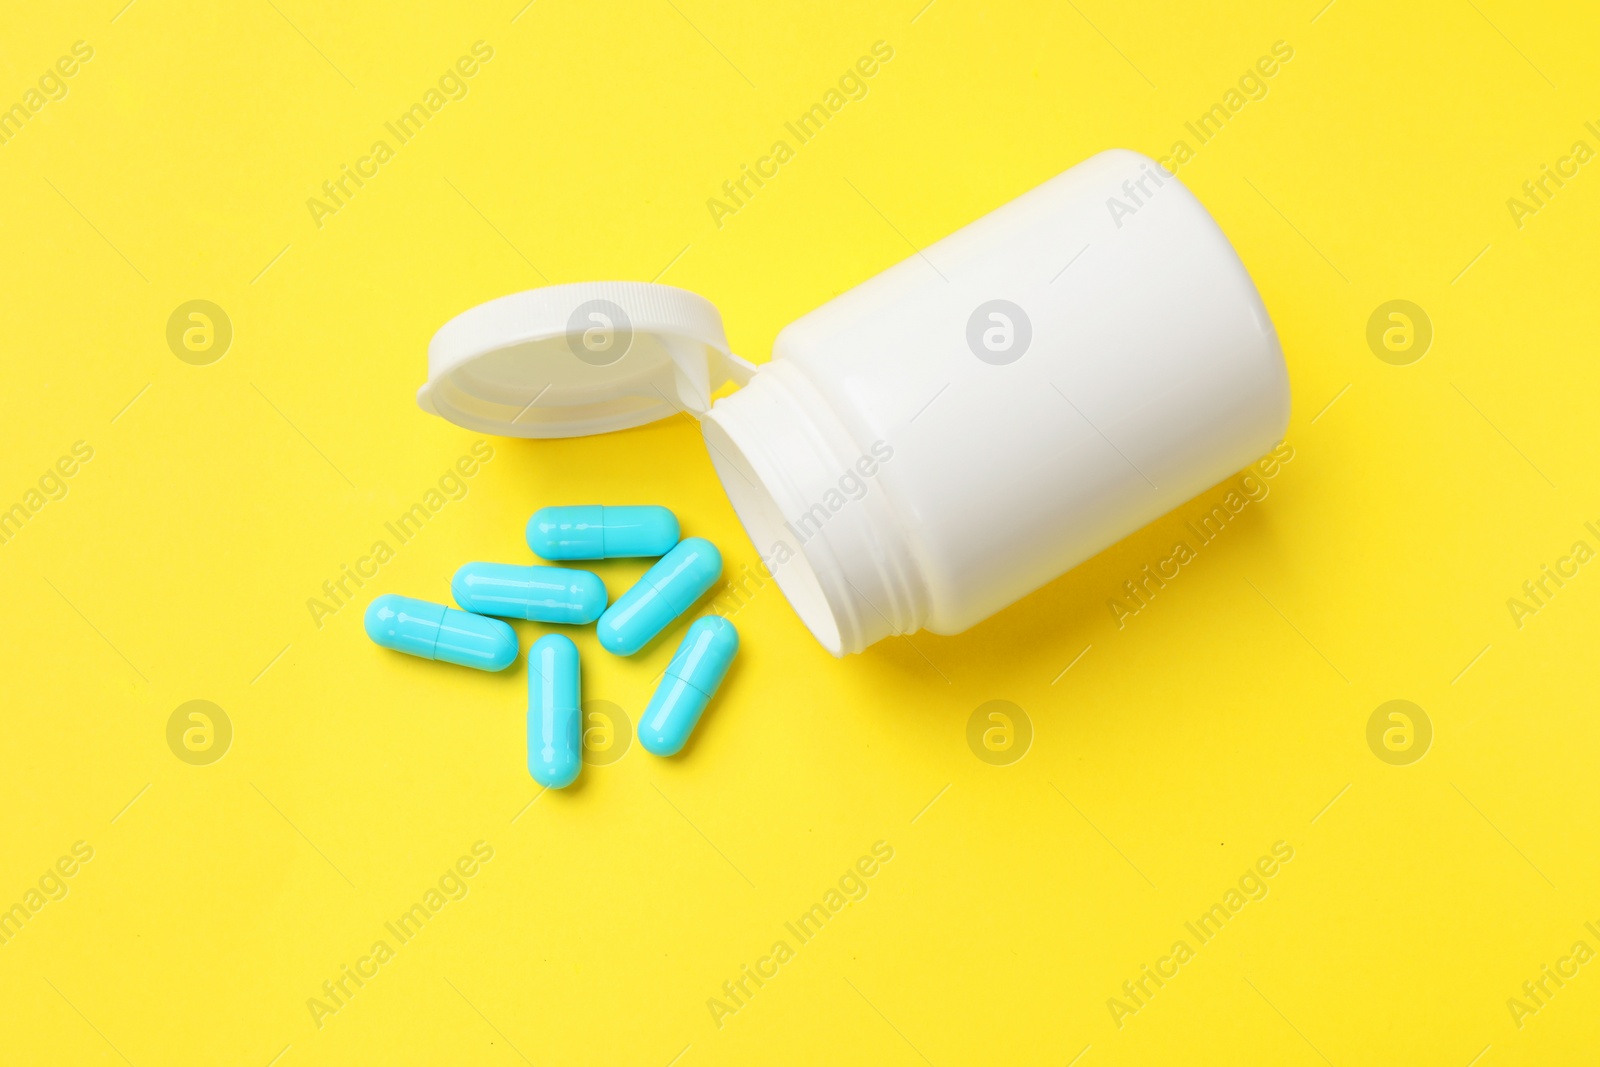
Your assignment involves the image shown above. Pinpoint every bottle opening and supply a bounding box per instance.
[701,361,922,657]
[702,417,845,656]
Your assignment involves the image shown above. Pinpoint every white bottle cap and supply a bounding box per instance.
[419,281,755,438]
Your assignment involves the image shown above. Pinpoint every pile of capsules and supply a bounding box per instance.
[362,505,737,789]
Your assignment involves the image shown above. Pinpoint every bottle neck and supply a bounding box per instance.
[701,360,924,656]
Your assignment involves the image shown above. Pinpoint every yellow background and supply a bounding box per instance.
[2,0,1597,1063]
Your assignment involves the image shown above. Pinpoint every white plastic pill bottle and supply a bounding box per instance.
[422,148,1290,656]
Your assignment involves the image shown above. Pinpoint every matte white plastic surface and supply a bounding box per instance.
[420,281,753,438]
[703,149,1291,655]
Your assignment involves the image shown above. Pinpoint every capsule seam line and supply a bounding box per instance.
[422,604,446,659]
[666,672,716,702]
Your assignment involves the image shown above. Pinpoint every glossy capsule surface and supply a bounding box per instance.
[526,505,680,560]
[597,538,722,656]
[364,593,518,671]
[451,562,607,624]
[639,616,739,756]
[527,634,582,788]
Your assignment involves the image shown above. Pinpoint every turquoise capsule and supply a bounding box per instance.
[639,617,739,756]
[451,562,607,624]
[364,593,518,671]
[596,538,722,656]
[526,505,680,560]
[528,633,582,788]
